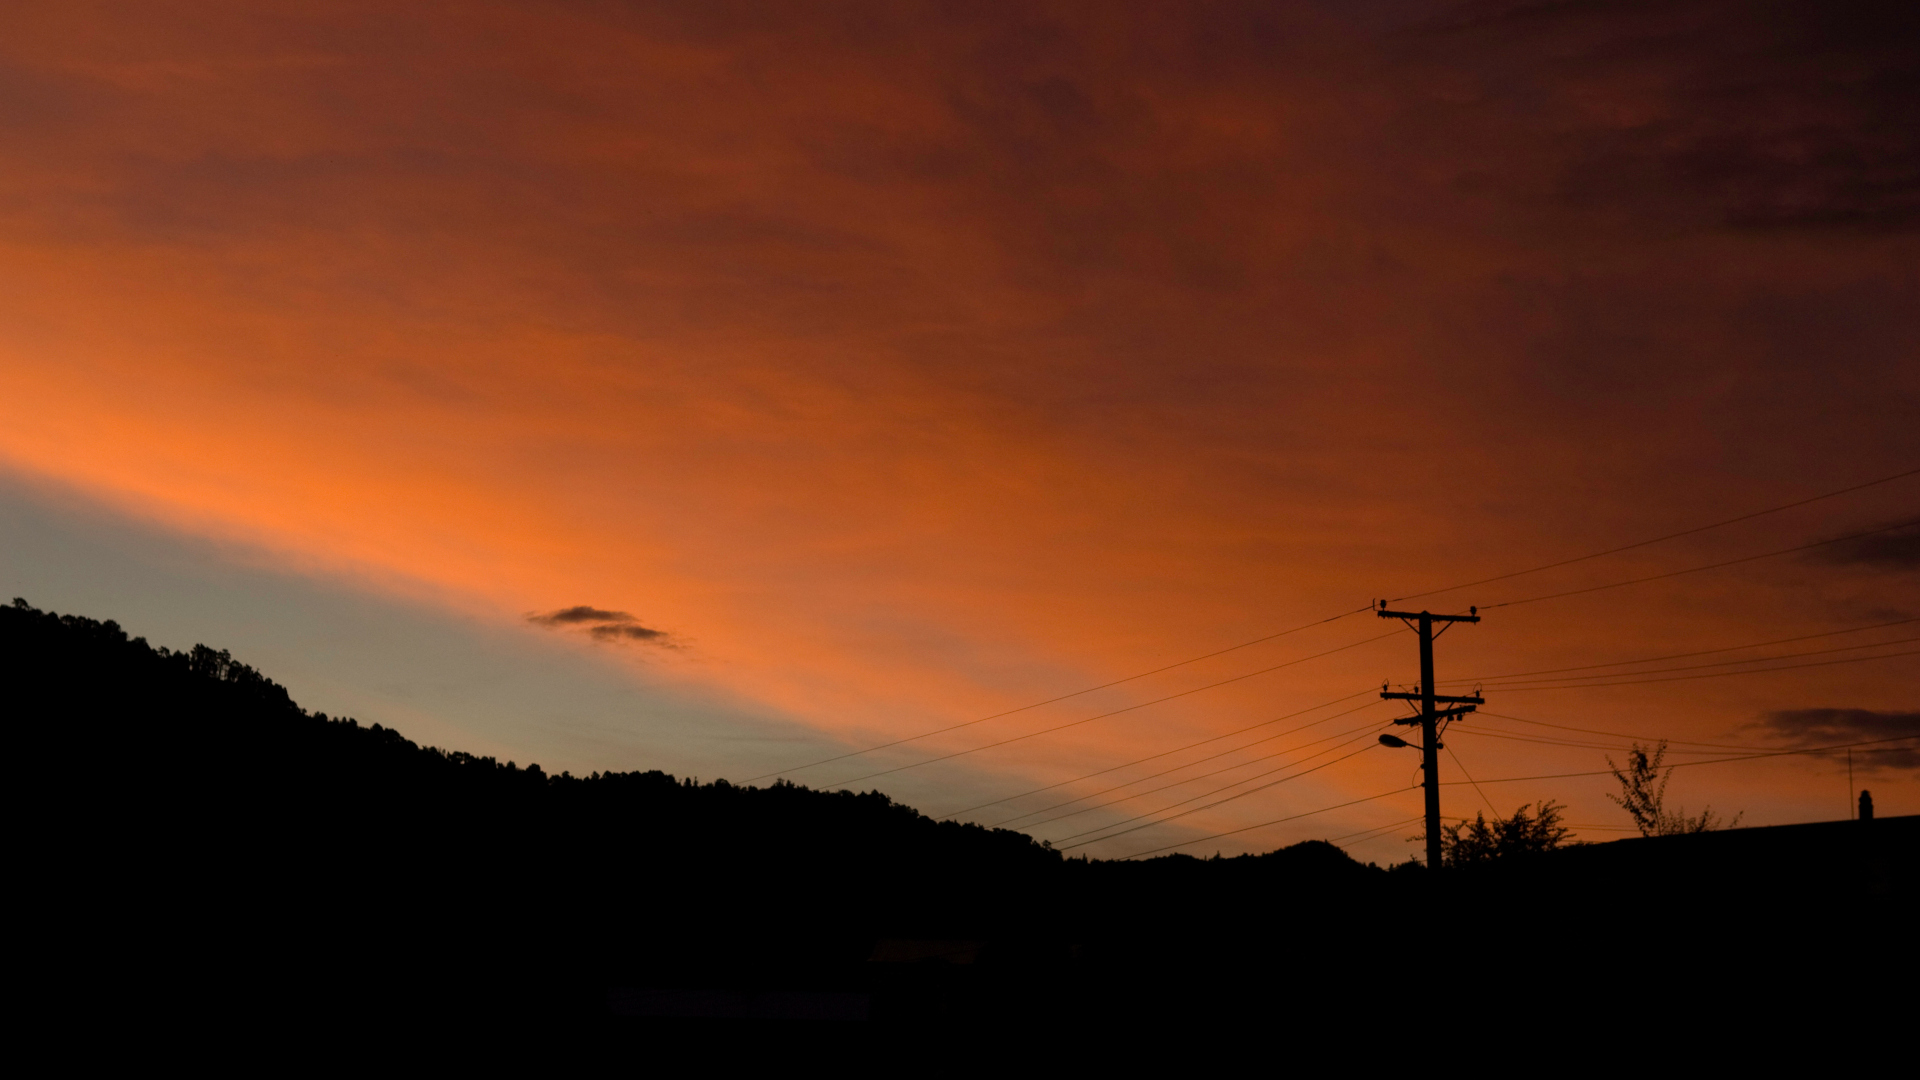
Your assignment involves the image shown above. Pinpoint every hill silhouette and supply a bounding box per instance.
[9,598,1910,1047]
[7,600,1399,1028]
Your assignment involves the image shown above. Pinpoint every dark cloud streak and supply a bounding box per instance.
[1812,524,1920,572]
[1759,707,1920,769]
[531,605,633,625]
[529,605,676,648]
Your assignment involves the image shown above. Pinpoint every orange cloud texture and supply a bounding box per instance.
[1,1,1915,856]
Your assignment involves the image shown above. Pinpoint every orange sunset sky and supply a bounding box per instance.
[2,1,1916,860]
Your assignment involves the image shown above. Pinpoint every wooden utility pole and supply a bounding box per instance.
[1376,603,1483,870]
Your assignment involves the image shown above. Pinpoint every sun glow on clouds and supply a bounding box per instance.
[1,1,1916,850]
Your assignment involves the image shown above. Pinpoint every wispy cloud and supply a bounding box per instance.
[1758,707,1920,770]
[529,606,678,648]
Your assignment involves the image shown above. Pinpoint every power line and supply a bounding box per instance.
[1445,745,1499,815]
[824,628,1403,788]
[937,686,1379,820]
[1042,727,1389,842]
[1054,737,1387,850]
[1490,646,1920,692]
[754,470,1917,790]
[743,604,1372,783]
[1477,710,1797,751]
[1389,465,1920,604]
[755,477,1916,847]
[986,624,1907,845]
[1474,634,1920,688]
[1010,712,1387,832]
[1328,814,1425,849]
[1116,786,1421,860]
[1111,732,1918,861]
[1449,726,1762,754]
[755,472,1915,799]
[1040,499,1911,853]
[1483,517,1920,610]
[1434,733,1920,785]
[1044,725,1394,844]
[990,699,1384,827]
[1447,615,1920,683]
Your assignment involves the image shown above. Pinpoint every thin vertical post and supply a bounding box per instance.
[1419,613,1441,871]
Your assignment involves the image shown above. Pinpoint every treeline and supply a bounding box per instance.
[6,598,1392,1027]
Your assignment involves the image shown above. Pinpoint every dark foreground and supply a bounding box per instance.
[8,600,1912,1056]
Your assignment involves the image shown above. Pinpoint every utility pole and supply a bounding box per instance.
[1376,603,1483,871]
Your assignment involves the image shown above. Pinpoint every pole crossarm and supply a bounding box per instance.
[1377,609,1480,623]
[1381,692,1484,704]
[1391,704,1476,726]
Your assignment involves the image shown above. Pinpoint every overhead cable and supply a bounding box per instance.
[1474,634,1920,688]
[1483,517,1920,610]
[1328,814,1426,849]
[1113,732,1917,860]
[1447,615,1920,683]
[1434,733,1920,785]
[938,685,1379,820]
[1449,727,1768,754]
[1116,786,1421,860]
[743,604,1371,783]
[1008,712,1387,831]
[1445,745,1499,815]
[1054,738,1387,850]
[1044,728,1387,844]
[1477,710,1806,751]
[989,699,1384,826]
[824,629,1402,787]
[1489,646,1920,691]
[755,470,1915,791]
[1389,465,1920,604]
